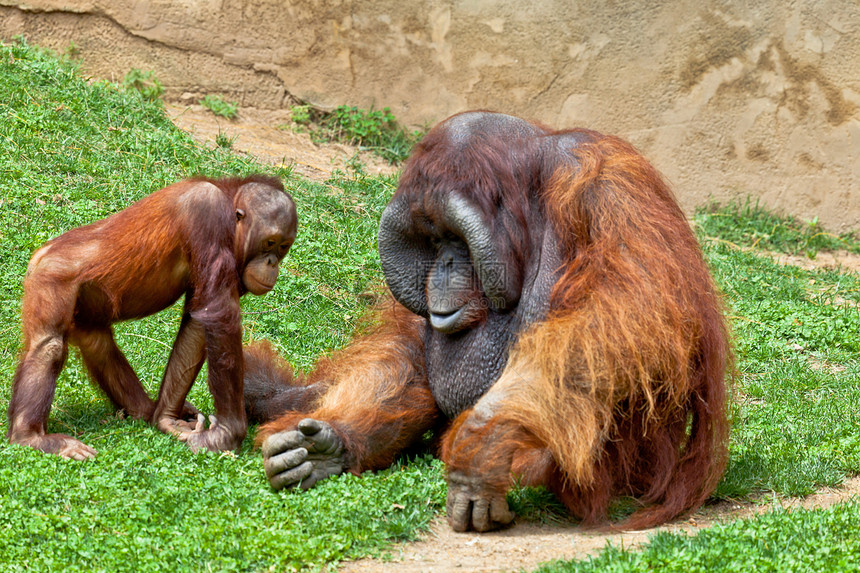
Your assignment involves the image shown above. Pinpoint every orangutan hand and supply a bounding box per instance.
[446,470,515,532]
[262,418,345,491]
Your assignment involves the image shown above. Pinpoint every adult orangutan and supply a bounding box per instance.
[7,175,297,460]
[244,112,731,532]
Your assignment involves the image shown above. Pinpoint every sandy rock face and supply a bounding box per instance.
[1,0,859,231]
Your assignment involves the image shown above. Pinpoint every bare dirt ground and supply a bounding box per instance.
[166,103,397,182]
[343,478,860,573]
[768,250,860,274]
[167,103,860,573]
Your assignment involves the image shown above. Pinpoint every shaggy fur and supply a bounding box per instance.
[8,174,295,459]
[249,115,731,530]
[440,133,730,528]
[252,303,439,472]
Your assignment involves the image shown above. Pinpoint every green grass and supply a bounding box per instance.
[696,198,860,256]
[698,215,860,499]
[3,38,860,572]
[538,501,860,572]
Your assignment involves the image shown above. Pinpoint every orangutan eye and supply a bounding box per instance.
[264,239,276,250]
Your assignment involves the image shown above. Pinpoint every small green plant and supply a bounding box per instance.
[64,41,80,60]
[200,94,239,119]
[215,131,236,149]
[290,104,423,164]
[290,104,312,125]
[122,68,164,102]
[345,152,367,174]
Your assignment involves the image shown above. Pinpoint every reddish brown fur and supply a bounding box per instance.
[8,175,295,459]
[254,302,439,472]
[439,133,730,528]
[242,341,327,423]
[254,116,730,530]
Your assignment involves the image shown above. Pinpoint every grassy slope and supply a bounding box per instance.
[698,206,860,498]
[0,41,444,572]
[1,39,860,572]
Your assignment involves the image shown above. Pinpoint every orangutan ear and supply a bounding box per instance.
[236,208,246,221]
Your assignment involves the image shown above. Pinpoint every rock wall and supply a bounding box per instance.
[2,0,859,231]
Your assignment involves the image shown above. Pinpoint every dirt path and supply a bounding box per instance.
[343,477,860,572]
[166,103,860,573]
